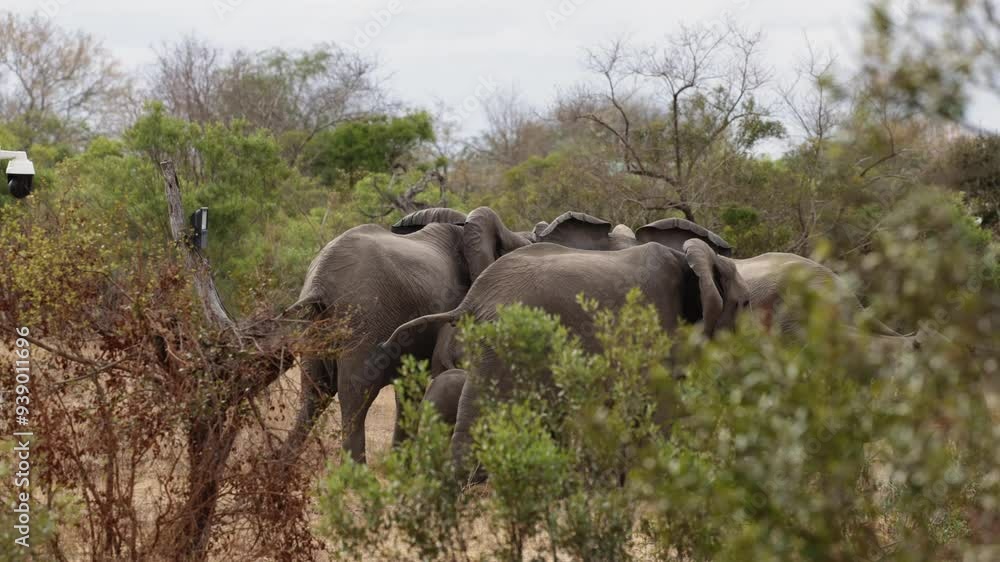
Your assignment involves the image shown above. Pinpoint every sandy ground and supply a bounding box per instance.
[2,354,402,561]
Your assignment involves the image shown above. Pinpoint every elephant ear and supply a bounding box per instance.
[391,207,468,234]
[463,207,532,282]
[536,211,613,249]
[683,239,725,337]
[637,218,733,257]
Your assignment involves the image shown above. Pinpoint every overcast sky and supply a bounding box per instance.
[10,0,997,142]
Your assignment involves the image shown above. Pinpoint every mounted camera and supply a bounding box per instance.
[1,149,36,199]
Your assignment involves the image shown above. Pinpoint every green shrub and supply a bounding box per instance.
[0,441,79,561]
[318,358,471,561]
[473,402,569,561]
[720,205,794,256]
[927,133,1000,233]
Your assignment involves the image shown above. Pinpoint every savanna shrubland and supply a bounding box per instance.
[318,187,999,562]
[1,7,998,561]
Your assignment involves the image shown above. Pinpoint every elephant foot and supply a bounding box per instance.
[341,428,368,464]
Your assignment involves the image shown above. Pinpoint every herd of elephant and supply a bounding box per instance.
[280,206,913,477]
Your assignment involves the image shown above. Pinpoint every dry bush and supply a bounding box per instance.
[0,199,350,561]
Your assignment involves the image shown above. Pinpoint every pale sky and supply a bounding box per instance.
[8,0,998,141]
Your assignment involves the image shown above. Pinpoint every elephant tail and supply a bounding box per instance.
[279,297,320,320]
[280,279,327,320]
[377,311,459,367]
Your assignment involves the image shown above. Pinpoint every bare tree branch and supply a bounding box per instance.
[561,22,774,223]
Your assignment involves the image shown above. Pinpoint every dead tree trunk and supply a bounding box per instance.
[158,160,288,561]
[161,161,235,332]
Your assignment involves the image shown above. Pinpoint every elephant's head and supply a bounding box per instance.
[637,218,733,257]
[463,207,533,281]
[609,224,637,250]
[534,211,614,249]
[391,207,468,234]
[683,239,750,336]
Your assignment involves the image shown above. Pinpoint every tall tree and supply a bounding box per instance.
[150,38,387,157]
[302,112,435,187]
[864,0,1000,130]
[148,36,222,125]
[560,23,783,221]
[478,86,552,167]
[0,13,131,145]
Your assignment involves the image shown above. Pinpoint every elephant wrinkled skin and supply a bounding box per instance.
[383,239,750,479]
[283,207,529,464]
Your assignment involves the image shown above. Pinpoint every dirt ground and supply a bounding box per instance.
[263,366,399,464]
[236,368,401,559]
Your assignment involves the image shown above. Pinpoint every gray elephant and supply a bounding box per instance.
[631,218,909,339]
[402,209,909,341]
[382,238,750,477]
[420,369,467,428]
[532,214,906,339]
[284,207,530,464]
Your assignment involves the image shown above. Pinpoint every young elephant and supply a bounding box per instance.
[382,239,750,479]
[421,369,467,428]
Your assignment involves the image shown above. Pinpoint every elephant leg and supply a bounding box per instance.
[391,391,408,447]
[280,356,337,462]
[451,372,485,484]
[423,370,466,427]
[338,356,382,464]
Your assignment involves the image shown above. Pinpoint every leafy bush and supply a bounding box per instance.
[302,112,435,187]
[927,133,1000,233]
[0,441,78,562]
[473,402,569,560]
[318,359,472,561]
[720,205,794,256]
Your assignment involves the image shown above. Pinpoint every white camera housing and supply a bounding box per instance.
[1,148,35,199]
